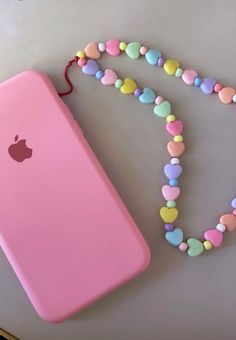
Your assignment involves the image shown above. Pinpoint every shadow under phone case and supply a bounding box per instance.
[0,71,151,322]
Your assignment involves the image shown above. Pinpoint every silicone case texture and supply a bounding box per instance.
[0,71,151,322]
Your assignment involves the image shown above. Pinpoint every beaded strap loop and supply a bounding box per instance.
[60,39,236,257]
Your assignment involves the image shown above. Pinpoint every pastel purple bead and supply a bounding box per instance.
[134,88,143,97]
[164,224,174,231]
[231,198,236,209]
[200,77,216,94]
[164,163,182,179]
[157,57,165,67]
[82,59,99,76]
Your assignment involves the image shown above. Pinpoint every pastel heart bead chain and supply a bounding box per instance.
[59,39,236,257]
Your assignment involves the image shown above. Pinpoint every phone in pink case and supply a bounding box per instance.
[0,70,151,322]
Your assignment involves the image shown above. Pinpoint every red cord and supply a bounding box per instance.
[58,56,79,97]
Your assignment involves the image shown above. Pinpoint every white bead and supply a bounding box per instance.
[98,42,106,52]
[216,223,226,233]
[233,94,236,103]
[171,157,180,165]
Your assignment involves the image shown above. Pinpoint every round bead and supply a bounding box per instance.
[76,50,85,58]
[167,200,176,208]
[214,83,222,93]
[216,223,226,233]
[77,58,86,67]
[194,77,202,87]
[233,209,236,216]
[157,57,165,67]
[164,223,174,232]
[98,42,106,52]
[231,198,236,209]
[233,94,236,103]
[119,41,127,51]
[140,46,147,55]
[115,79,123,89]
[203,240,213,250]
[134,88,142,97]
[171,157,180,165]
[174,135,183,142]
[169,179,178,186]
[166,115,176,122]
[155,96,164,105]
[175,68,183,78]
[179,242,188,252]
[95,70,104,80]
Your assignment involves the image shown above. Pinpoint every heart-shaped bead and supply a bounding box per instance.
[101,69,118,85]
[84,42,101,60]
[154,100,171,118]
[162,185,180,201]
[82,59,99,76]
[164,59,180,75]
[160,207,178,223]
[164,164,182,179]
[106,39,120,56]
[139,88,156,104]
[204,229,223,247]
[182,69,198,85]
[145,49,162,65]
[218,87,235,104]
[165,227,183,246]
[167,141,185,157]
[200,77,216,94]
[120,78,137,95]
[166,120,183,136]
[125,41,141,60]
[187,238,204,257]
[220,214,236,231]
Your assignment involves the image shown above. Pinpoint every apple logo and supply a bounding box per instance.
[8,135,33,162]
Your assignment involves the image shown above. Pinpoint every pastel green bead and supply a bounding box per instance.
[175,67,183,78]
[125,41,141,60]
[115,79,123,89]
[187,238,204,257]
[167,200,176,208]
[154,100,172,118]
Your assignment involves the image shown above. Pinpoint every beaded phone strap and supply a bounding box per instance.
[59,39,236,257]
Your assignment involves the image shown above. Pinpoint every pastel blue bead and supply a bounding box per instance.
[95,70,104,80]
[139,88,156,104]
[165,227,183,246]
[194,77,202,86]
[145,49,162,65]
[231,198,236,209]
[169,179,178,186]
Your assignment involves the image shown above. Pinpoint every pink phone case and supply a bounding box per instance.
[0,70,151,322]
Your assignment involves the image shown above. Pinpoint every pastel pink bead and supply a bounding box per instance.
[214,83,222,93]
[166,120,183,136]
[162,185,180,201]
[182,69,198,85]
[155,96,164,105]
[204,229,223,247]
[101,69,118,85]
[105,39,120,56]
[78,58,86,67]
[140,46,147,55]
[179,242,188,252]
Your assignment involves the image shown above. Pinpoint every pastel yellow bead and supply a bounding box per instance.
[166,115,176,122]
[164,59,180,76]
[76,50,85,58]
[119,42,127,51]
[120,78,137,95]
[203,240,213,250]
[174,135,184,142]
[160,207,178,223]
